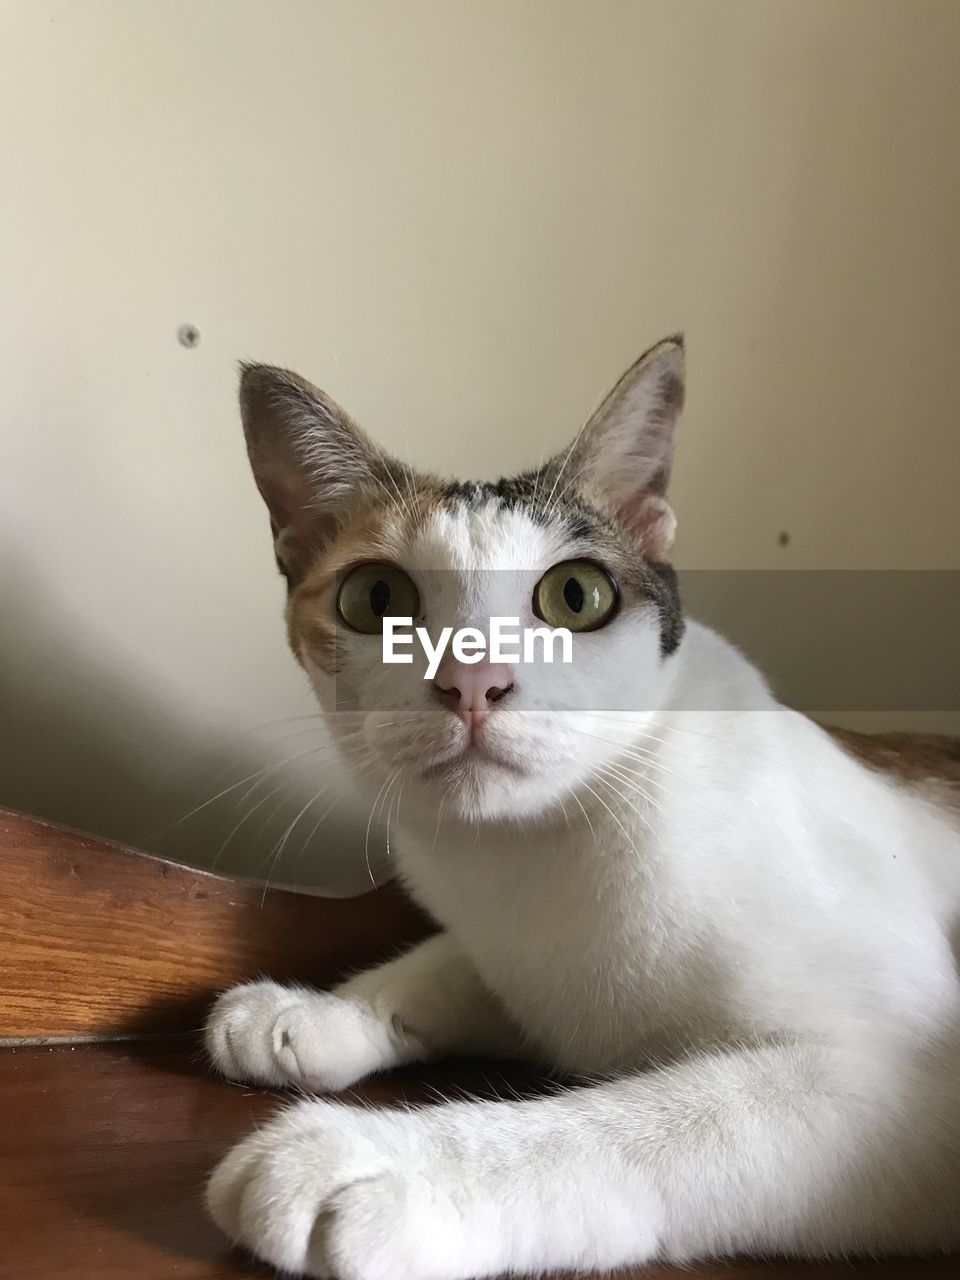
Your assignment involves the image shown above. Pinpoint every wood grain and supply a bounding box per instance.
[0,808,431,1040]
[2,809,957,1277]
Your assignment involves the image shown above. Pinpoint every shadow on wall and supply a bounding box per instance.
[684,570,960,734]
[0,555,383,894]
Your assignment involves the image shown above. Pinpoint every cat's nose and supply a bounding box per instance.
[432,659,515,729]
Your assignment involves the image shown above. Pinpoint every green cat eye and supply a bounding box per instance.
[533,559,619,632]
[336,562,420,634]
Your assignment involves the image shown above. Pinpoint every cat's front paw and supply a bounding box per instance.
[207,1101,466,1280]
[204,980,394,1092]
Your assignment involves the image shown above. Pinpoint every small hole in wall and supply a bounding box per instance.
[777,530,791,547]
[177,324,201,348]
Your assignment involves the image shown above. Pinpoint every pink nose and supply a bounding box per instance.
[433,658,515,729]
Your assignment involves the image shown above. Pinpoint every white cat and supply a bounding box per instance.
[205,337,960,1278]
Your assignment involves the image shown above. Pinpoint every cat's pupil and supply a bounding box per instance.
[370,579,391,616]
[563,577,584,614]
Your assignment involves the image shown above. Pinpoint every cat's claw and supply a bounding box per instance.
[207,1101,464,1280]
[204,979,394,1093]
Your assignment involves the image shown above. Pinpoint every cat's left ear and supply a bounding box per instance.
[239,363,394,586]
[568,335,684,558]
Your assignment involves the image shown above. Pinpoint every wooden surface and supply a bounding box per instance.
[2,1039,956,1280]
[0,808,430,1040]
[1,806,957,1279]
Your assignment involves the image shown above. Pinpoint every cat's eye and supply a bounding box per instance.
[533,560,619,632]
[336,562,420,634]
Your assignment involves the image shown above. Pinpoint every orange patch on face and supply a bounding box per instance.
[285,491,439,674]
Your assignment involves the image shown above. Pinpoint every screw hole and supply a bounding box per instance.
[177,324,201,349]
[777,530,790,547]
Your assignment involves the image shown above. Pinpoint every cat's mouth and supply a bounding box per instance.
[419,740,528,781]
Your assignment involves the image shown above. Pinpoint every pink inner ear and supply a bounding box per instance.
[621,494,677,560]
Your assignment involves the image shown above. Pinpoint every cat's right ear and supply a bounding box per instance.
[564,336,685,559]
[239,364,384,585]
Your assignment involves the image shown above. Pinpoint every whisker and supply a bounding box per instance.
[594,759,667,819]
[141,742,350,845]
[535,372,613,519]
[578,778,640,857]
[363,768,400,889]
[209,783,285,871]
[544,459,594,521]
[566,785,597,844]
[384,768,407,864]
[294,752,381,862]
[589,767,658,839]
[563,723,695,798]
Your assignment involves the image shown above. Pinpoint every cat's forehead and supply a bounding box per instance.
[408,493,567,572]
[299,475,628,596]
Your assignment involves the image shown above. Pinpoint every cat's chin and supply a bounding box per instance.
[419,741,527,784]
[406,750,566,826]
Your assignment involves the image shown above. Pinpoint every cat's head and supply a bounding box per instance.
[240,337,685,826]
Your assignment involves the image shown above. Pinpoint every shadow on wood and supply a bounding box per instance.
[1,807,956,1279]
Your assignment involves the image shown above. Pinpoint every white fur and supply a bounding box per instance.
[207,494,960,1277]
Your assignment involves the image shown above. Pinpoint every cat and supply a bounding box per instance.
[204,336,960,1279]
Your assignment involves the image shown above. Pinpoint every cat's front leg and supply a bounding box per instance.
[208,1036,959,1277]
[204,932,521,1092]
[207,1093,664,1280]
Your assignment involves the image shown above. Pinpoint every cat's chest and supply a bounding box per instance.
[398,827,718,1073]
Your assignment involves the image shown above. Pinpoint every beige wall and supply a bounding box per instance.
[2,0,958,888]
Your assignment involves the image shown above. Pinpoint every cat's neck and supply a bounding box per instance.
[661,618,776,717]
